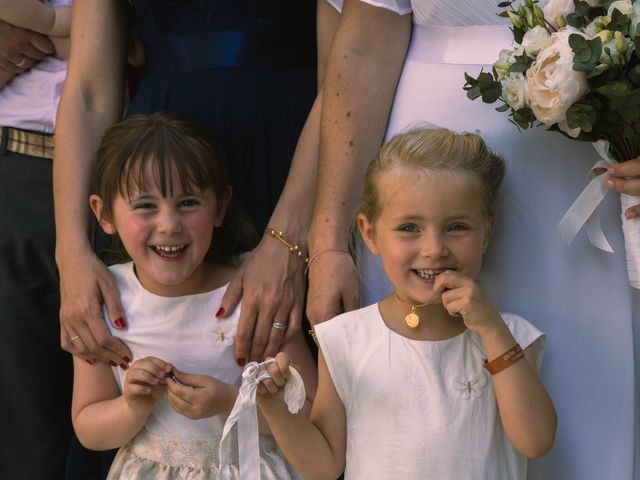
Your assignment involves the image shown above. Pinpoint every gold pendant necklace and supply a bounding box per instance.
[394,292,428,328]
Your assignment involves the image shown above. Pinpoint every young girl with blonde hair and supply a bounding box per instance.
[257,127,556,479]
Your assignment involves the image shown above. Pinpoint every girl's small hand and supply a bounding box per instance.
[166,369,235,419]
[123,357,173,415]
[434,270,502,334]
[256,352,292,406]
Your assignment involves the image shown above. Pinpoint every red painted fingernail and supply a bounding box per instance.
[123,356,131,363]
[119,363,128,370]
[114,317,127,328]
[86,359,94,365]
[237,357,246,367]
[215,307,225,318]
[109,361,117,367]
[627,210,637,219]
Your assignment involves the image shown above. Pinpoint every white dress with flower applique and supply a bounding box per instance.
[315,305,544,480]
[327,1,639,478]
[103,262,303,480]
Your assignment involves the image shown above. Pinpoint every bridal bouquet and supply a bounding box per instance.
[464,0,640,288]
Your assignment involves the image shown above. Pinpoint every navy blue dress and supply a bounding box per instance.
[127,0,317,232]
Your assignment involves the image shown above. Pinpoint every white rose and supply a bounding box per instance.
[600,31,634,65]
[526,28,589,125]
[503,72,528,110]
[493,47,523,80]
[544,0,599,28]
[584,16,609,37]
[595,29,614,44]
[522,26,551,57]
[608,0,633,17]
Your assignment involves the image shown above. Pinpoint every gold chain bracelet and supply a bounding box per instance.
[265,227,309,264]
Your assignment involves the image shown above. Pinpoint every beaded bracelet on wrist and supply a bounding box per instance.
[265,227,308,264]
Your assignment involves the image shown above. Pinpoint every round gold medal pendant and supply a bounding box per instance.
[394,292,427,329]
[405,311,420,328]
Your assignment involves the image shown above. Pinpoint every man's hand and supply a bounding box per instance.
[0,20,54,75]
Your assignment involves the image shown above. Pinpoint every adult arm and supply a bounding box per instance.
[0,0,70,37]
[306,0,411,325]
[217,0,340,363]
[54,0,131,365]
[50,36,70,60]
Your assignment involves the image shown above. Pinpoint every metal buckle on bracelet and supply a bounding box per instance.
[265,227,308,264]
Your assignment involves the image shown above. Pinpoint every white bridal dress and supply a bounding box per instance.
[328,0,639,478]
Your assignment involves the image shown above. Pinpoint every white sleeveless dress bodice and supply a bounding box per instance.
[104,262,303,479]
[327,1,639,479]
[316,307,544,479]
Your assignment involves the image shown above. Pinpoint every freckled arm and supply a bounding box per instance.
[305,0,411,324]
[311,2,411,252]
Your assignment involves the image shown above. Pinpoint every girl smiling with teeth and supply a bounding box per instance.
[71,113,316,479]
[255,128,556,480]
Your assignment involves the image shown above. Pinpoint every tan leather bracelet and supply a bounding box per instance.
[483,343,524,375]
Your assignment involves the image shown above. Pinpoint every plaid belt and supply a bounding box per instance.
[0,126,54,160]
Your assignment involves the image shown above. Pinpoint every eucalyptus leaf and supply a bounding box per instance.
[566,103,596,132]
[466,85,482,100]
[482,84,502,103]
[608,8,630,34]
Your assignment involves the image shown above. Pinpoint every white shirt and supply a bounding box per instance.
[0,0,71,133]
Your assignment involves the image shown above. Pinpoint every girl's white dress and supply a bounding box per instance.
[328,0,639,478]
[315,305,545,479]
[104,262,303,480]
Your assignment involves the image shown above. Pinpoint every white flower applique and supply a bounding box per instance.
[453,370,487,400]
[210,324,235,347]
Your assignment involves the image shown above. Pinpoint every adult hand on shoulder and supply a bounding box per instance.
[606,158,640,218]
[0,20,54,74]
[306,252,360,327]
[217,237,306,364]
[59,249,132,366]
[166,369,236,419]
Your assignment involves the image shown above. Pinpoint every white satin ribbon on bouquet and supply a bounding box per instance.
[558,139,640,289]
[218,360,305,480]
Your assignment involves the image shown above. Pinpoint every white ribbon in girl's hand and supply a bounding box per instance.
[218,359,305,480]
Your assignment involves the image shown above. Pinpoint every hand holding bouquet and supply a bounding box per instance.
[464,0,640,288]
